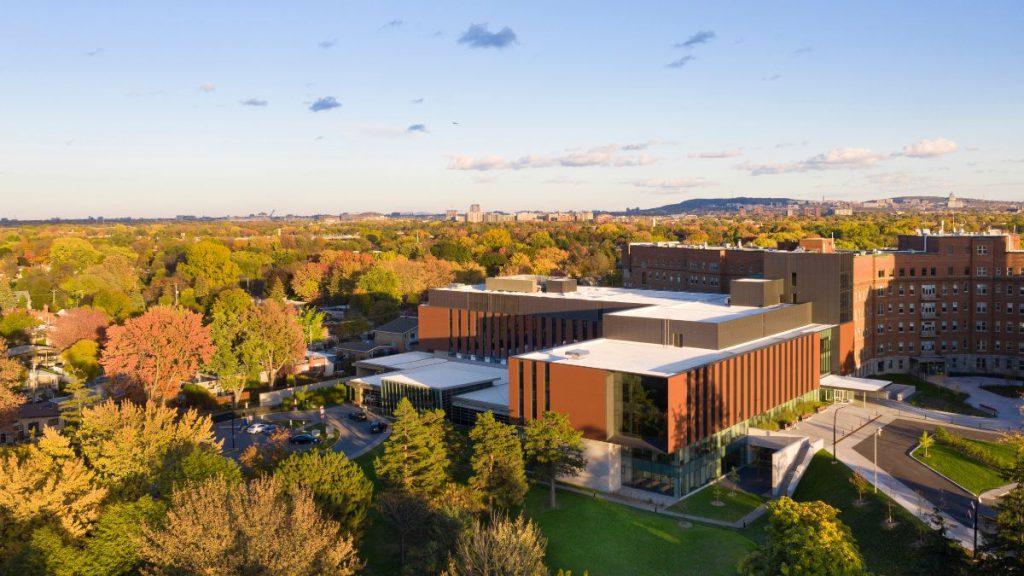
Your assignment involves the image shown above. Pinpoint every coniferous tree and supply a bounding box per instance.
[469,411,528,511]
[374,398,449,499]
[275,450,373,536]
[523,411,586,509]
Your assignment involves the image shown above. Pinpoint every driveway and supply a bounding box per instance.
[850,418,1000,528]
[214,403,388,460]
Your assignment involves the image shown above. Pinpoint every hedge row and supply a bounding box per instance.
[933,426,1013,473]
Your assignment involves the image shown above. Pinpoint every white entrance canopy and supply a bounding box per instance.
[820,374,890,393]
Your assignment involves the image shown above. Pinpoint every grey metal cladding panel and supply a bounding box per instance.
[711,315,764,349]
[668,319,718,349]
[604,314,663,344]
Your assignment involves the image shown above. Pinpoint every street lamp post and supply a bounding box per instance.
[832,402,852,461]
[873,427,883,493]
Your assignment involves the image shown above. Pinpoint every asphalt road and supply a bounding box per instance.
[852,418,999,528]
[214,403,388,459]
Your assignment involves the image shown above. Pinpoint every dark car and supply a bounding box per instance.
[348,410,368,422]
[369,421,388,434]
[288,433,321,445]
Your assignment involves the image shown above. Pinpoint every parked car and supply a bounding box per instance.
[245,422,274,434]
[369,421,388,434]
[288,433,321,445]
[348,410,368,422]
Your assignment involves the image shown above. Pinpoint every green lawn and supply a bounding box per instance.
[875,374,991,417]
[913,442,1010,495]
[525,488,757,576]
[793,450,941,576]
[670,483,764,523]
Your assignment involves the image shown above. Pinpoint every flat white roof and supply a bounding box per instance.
[384,362,507,390]
[440,283,731,308]
[352,360,508,391]
[607,302,788,324]
[453,383,510,410]
[515,324,830,378]
[354,351,446,371]
[820,374,890,393]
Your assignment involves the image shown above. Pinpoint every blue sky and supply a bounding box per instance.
[1,1,1022,218]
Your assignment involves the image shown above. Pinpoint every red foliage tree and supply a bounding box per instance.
[100,306,214,403]
[50,306,110,351]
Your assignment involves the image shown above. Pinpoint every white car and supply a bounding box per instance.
[245,422,274,434]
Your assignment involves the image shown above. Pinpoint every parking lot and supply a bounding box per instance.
[214,403,389,459]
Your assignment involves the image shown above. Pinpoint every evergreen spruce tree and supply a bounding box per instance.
[524,411,586,509]
[469,411,528,511]
[374,398,449,499]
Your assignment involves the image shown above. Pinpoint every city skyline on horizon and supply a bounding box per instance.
[2,1,1022,219]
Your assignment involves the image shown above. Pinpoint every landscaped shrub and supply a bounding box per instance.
[179,383,220,410]
[932,426,1013,473]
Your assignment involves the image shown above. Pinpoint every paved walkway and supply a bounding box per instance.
[930,375,1024,423]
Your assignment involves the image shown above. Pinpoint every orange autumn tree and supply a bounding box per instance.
[100,306,214,403]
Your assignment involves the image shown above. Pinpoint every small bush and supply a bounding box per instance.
[180,383,219,410]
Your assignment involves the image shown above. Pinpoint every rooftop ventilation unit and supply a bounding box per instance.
[564,349,590,360]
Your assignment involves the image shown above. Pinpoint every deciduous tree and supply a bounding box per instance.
[50,306,109,351]
[141,476,360,576]
[75,400,219,497]
[177,240,241,298]
[524,411,586,509]
[238,299,305,387]
[62,339,101,382]
[443,514,548,576]
[100,306,214,403]
[739,497,867,576]
[206,288,257,406]
[0,428,108,539]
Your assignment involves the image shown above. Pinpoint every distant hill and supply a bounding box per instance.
[620,197,802,216]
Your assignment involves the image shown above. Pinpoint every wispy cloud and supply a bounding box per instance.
[674,30,716,49]
[666,55,695,69]
[406,124,428,133]
[742,148,887,175]
[240,98,268,107]
[457,23,518,49]
[896,137,959,158]
[449,144,658,171]
[198,82,216,93]
[633,177,714,193]
[688,149,741,159]
[318,39,337,49]
[309,96,341,112]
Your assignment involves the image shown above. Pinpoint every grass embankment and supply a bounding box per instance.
[876,374,991,417]
[793,451,941,576]
[670,484,764,523]
[912,429,1015,494]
